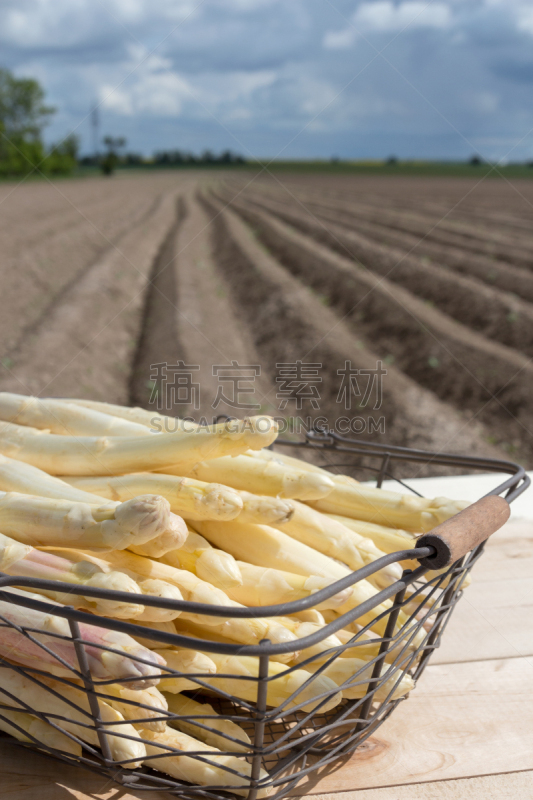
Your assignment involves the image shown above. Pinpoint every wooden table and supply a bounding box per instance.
[1,519,532,800]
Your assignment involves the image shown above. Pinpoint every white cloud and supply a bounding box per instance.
[517,7,533,35]
[323,28,357,50]
[2,0,92,47]
[354,1,452,31]
[99,44,276,119]
[100,46,191,116]
[216,0,277,9]
[324,1,452,49]
[0,0,200,48]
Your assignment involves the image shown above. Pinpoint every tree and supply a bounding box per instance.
[0,68,55,175]
[46,134,79,174]
[0,68,54,139]
[101,135,126,175]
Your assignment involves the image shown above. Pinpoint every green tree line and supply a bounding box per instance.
[0,68,77,177]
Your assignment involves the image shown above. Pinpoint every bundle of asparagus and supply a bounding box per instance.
[0,668,147,765]
[0,588,165,686]
[140,726,271,797]
[0,706,82,756]
[0,454,188,557]
[1,541,186,622]
[0,416,278,475]
[164,693,251,752]
[0,392,471,795]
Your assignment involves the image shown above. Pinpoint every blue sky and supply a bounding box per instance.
[2,0,533,161]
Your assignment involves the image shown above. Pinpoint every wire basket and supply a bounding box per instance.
[0,430,529,799]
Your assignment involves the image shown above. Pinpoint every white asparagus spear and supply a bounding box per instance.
[166,454,335,500]
[0,456,188,556]
[155,648,217,693]
[270,502,402,588]
[64,473,244,522]
[88,545,242,604]
[170,618,298,665]
[162,530,243,589]
[317,658,414,701]
[173,617,332,667]
[270,618,342,664]
[36,546,185,623]
[168,650,343,713]
[0,491,180,551]
[246,448,336,477]
[0,707,82,756]
[85,549,297,659]
[102,684,168,732]
[236,491,294,525]
[55,400,277,561]
[164,693,250,753]
[57,398,195,432]
[0,588,164,687]
[121,525,351,613]
[191,520,352,582]
[218,561,353,611]
[1,537,145,619]
[289,609,326,624]
[0,393,149,436]
[0,668,146,766]
[192,521,414,638]
[129,525,190,560]
[123,619,177,650]
[0,454,116,504]
[132,580,183,623]
[309,483,469,532]
[252,449,440,548]
[0,417,278,475]
[140,726,271,797]
[254,453,464,549]
[325,513,470,589]
[325,513,417,554]
[65,474,295,526]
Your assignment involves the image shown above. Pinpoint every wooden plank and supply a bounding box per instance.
[292,656,533,795]
[0,739,172,799]
[433,520,533,663]
[432,581,533,664]
[310,770,533,799]
[471,519,533,583]
[3,656,530,799]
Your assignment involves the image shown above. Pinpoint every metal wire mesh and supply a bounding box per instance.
[0,430,528,799]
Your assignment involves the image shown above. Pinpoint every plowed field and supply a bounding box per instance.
[2,170,532,473]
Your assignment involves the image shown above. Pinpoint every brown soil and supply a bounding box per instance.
[297,199,533,304]
[130,190,276,420]
[249,175,533,268]
[200,192,504,473]
[0,174,183,401]
[271,173,533,240]
[224,187,533,356]
[219,192,533,462]
[2,169,531,474]
[0,175,180,355]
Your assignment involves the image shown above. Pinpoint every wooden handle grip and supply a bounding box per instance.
[416,495,510,569]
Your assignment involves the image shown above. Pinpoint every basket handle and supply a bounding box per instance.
[416,495,510,569]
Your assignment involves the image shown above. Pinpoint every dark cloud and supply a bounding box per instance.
[1,0,533,160]
[491,58,533,84]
